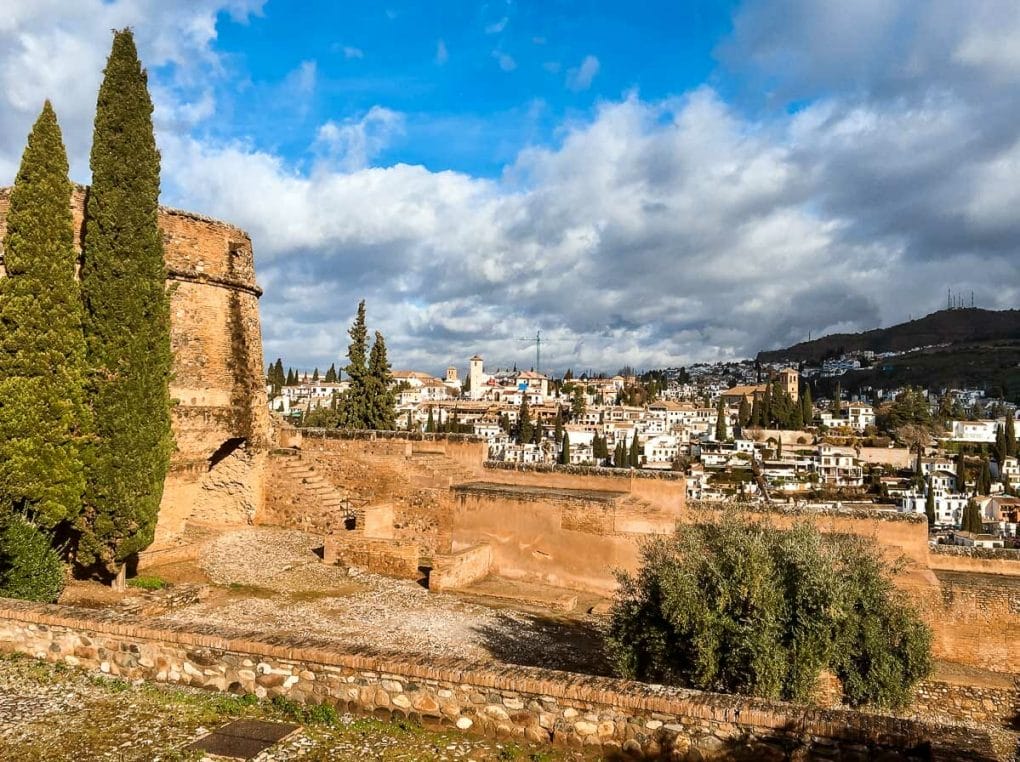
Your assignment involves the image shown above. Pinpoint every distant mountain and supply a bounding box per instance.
[757,308,1020,364]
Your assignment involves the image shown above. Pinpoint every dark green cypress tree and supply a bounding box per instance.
[995,424,1007,464]
[426,408,435,433]
[955,453,967,494]
[365,331,396,429]
[737,397,751,428]
[272,358,284,389]
[324,363,337,383]
[979,458,992,495]
[78,30,172,574]
[614,441,626,468]
[1006,414,1017,458]
[924,476,935,527]
[518,397,533,444]
[715,398,727,441]
[338,300,369,428]
[800,386,813,426]
[286,368,296,386]
[750,396,762,427]
[0,102,90,537]
[532,422,543,445]
[554,409,564,444]
[559,432,571,464]
[629,435,641,468]
[312,367,319,383]
[832,382,842,415]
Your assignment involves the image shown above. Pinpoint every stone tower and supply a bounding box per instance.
[468,355,485,400]
[0,186,270,549]
[779,367,799,402]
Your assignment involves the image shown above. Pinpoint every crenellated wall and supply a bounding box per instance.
[0,187,270,549]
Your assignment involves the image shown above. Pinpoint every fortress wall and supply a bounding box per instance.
[929,546,1020,577]
[0,187,270,548]
[0,598,990,761]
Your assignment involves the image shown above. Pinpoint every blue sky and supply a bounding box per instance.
[1,1,1019,375]
[208,1,737,176]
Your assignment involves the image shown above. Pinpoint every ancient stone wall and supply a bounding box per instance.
[0,187,270,548]
[929,545,1020,576]
[323,535,421,579]
[430,544,493,592]
[0,599,997,761]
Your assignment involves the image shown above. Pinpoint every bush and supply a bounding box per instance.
[607,511,931,709]
[126,575,167,591]
[0,512,66,602]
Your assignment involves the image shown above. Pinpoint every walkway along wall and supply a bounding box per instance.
[0,188,271,549]
[0,599,1003,761]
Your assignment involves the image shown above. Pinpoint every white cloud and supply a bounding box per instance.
[493,51,516,72]
[485,17,508,34]
[341,46,364,60]
[313,106,405,172]
[566,55,599,91]
[435,39,448,65]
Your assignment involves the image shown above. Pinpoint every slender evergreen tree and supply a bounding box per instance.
[0,103,91,539]
[800,386,813,426]
[559,432,571,465]
[324,363,337,383]
[311,367,319,383]
[924,476,935,527]
[1005,414,1017,458]
[554,409,564,444]
[629,435,641,468]
[979,458,992,495]
[955,453,967,494]
[78,30,172,574]
[614,440,626,468]
[715,398,727,441]
[518,397,533,444]
[426,408,435,433]
[338,300,369,428]
[962,498,983,534]
[365,331,396,429]
[995,424,1007,464]
[738,397,751,428]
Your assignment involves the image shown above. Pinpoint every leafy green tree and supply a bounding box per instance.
[78,29,173,574]
[0,512,65,602]
[715,397,727,441]
[517,397,533,444]
[559,432,571,465]
[608,514,931,708]
[0,102,90,536]
[571,386,586,417]
[365,331,396,429]
[879,387,932,433]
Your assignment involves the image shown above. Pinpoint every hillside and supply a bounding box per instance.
[757,308,1020,363]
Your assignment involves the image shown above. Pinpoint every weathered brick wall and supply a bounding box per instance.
[0,187,270,548]
[430,544,493,592]
[323,535,421,579]
[0,599,997,761]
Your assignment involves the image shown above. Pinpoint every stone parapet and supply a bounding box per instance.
[0,599,999,760]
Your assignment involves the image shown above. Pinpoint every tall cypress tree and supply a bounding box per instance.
[324,363,337,383]
[955,452,967,494]
[517,397,533,444]
[338,300,369,428]
[559,432,571,464]
[715,398,727,441]
[1006,414,1017,458]
[800,385,813,426]
[366,331,396,430]
[78,30,172,574]
[737,397,751,428]
[629,435,641,468]
[924,476,935,527]
[0,102,91,535]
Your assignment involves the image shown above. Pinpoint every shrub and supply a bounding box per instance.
[0,512,66,602]
[126,575,167,591]
[607,511,931,709]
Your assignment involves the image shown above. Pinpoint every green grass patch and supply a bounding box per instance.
[127,575,167,591]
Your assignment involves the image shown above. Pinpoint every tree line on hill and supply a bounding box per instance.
[0,30,172,601]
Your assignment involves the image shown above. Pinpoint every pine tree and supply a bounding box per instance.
[78,30,173,574]
[559,432,570,465]
[365,331,396,429]
[324,363,337,383]
[715,398,727,441]
[517,397,533,444]
[0,102,90,536]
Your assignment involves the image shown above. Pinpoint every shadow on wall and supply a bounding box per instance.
[471,610,612,677]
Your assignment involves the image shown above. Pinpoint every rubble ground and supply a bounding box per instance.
[154,527,612,676]
[0,652,597,761]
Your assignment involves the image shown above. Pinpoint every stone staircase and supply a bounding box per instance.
[404,451,477,487]
[265,450,366,532]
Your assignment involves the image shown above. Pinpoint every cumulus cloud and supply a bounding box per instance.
[313,106,405,172]
[566,55,600,91]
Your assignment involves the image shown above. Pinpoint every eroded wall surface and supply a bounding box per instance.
[0,187,270,547]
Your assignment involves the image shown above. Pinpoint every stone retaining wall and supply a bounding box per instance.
[323,535,421,579]
[929,545,1020,576]
[430,544,493,592]
[0,599,996,760]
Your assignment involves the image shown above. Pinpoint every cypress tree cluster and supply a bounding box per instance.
[336,301,396,429]
[0,29,174,586]
[0,103,91,534]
